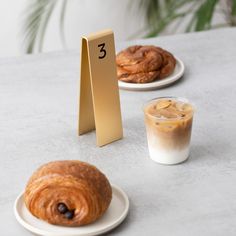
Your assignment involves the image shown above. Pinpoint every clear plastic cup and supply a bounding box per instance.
[143,97,194,165]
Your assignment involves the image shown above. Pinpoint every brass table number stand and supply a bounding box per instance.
[78,29,123,147]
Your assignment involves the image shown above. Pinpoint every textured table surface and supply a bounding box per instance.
[1,28,236,236]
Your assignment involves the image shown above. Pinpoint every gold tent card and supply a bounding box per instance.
[78,29,123,147]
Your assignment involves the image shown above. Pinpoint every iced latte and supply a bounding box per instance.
[144,97,194,164]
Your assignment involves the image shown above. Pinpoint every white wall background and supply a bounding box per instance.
[0,0,146,58]
[0,0,228,58]
[0,0,27,57]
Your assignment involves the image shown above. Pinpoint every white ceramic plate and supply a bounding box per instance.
[118,57,185,91]
[14,185,129,236]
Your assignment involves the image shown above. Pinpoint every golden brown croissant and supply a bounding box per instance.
[24,160,112,226]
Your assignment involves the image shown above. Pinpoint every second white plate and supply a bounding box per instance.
[14,184,129,236]
[118,57,185,91]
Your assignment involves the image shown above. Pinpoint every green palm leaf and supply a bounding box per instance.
[231,0,236,15]
[139,0,236,37]
[191,0,219,31]
[140,0,197,37]
[22,0,66,53]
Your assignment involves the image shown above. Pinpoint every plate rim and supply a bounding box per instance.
[14,184,129,236]
[118,56,185,91]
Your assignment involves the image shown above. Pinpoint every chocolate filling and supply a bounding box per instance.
[57,203,75,220]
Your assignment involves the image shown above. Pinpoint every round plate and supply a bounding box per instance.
[14,185,129,236]
[118,57,184,91]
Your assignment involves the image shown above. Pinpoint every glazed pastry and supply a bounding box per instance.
[24,160,112,226]
[116,45,176,83]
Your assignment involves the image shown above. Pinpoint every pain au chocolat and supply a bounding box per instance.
[116,45,176,83]
[24,160,112,226]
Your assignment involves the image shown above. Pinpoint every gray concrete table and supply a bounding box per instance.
[1,28,236,236]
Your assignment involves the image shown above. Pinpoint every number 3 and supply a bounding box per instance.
[98,43,106,59]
